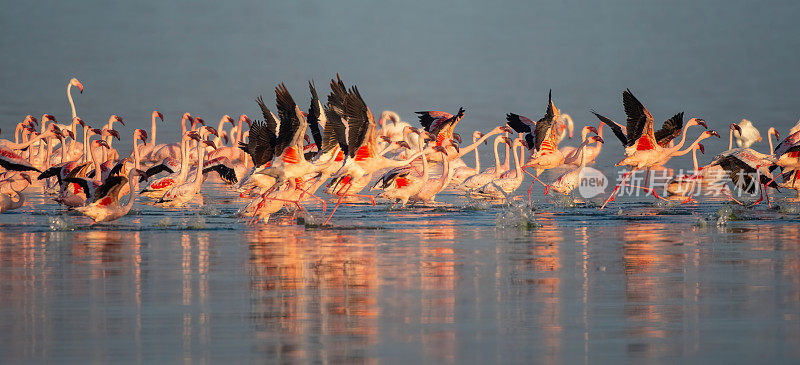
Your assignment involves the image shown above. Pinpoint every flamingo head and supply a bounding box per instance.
[767,127,780,140]
[24,115,38,125]
[88,128,102,136]
[404,126,420,135]
[182,112,193,123]
[223,115,235,125]
[63,129,75,140]
[704,130,721,139]
[194,117,206,127]
[433,145,447,154]
[19,173,32,185]
[135,129,148,142]
[153,111,164,122]
[689,118,707,129]
[70,78,84,93]
[203,140,217,150]
[72,117,85,127]
[42,114,56,123]
[220,131,230,145]
[448,140,460,153]
[48,123,62,134]
[586,126,599,135]
[588,135,604,144]
[698,143,705,155]
[187,131,201,141]
[109,115,124,126]
[452,133,462,144]
[396,141,411,150]
[103,129,121,141]
[499,126,514,134]
[93,139,110,149]
[379,135,392,143]
[201,125,218,137]
[239,114,251,127]
[730,123,742,134]
[303,134,311,144]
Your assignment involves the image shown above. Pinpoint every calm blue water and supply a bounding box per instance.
[1,0,800,363]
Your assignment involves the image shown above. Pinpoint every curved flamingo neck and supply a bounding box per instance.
[692,145,699,172]
[177,137,191,182]
[728,128,734,150]
[492,136,504,177]
[122,170,139,215]
[511,140,522,177]
[193,142,206,188]
[132,135,141,170]
[673,134,710,157]
[667,122,696,155]
[68,84,77,119]
[151,115,158,148]
[457,129,503,157]
[90,144,102,179]
[472,135,480,171]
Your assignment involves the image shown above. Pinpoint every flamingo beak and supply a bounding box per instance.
[222,134,230,145]
[67,130,75,140]
[709,130,720,138]
[500,126,514,134]
[397,141,411,149]
[153,111,164,121]
[195,118,206,126]
[452,133,462,144]
[97,140,110,149]
[188,132,201,141]
[108,130,121,140]
[204,140,217,149]
[240,115,252,127]
[20,173,32,184]
[304,135,311,144]
[380,136,391,143]
[206,126,219,137]
[594,136,604,144]
[140,130,148,142]
[698,143,705,154]
[730,123,742,134]
[449,142,460,153]
[587,126,599,135]
[72,79,84,93]
[113,115,125,126]
[433,145,447,153]
[696,119,707,129]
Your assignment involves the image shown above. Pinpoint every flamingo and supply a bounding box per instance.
[158,139,216,207]
[666,142,705,201]
[58,139,112,207]
[140,131,200,198]
[591,89,707,208]
[556,113,575,142]
[702,147,778,207]
[415,107,465,160]
[74,168,143,224]
[457,134,509,191]
[472,137,526,199]
[373,145,445,207]
[451,131,484,185]
[732,119,762,148]
[561,125,599,166]
[0,173,31,213]
[138,111,165,162]
[505,90,565,200]
[550,135,606,196]
[67,78,83,119]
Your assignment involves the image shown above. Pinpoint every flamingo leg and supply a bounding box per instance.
[324,183,352,226]
[601,169,636,210]
[622,182,668,201]
[295,185,327,213]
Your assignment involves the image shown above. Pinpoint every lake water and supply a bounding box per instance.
[2,0,800,363]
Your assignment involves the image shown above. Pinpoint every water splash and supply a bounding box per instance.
[156,217,172,228]
[495,201,538,231]
[186,215,206,229]
[48,215,76,231]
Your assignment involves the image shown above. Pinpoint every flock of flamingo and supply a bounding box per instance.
[1,76,800,225]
